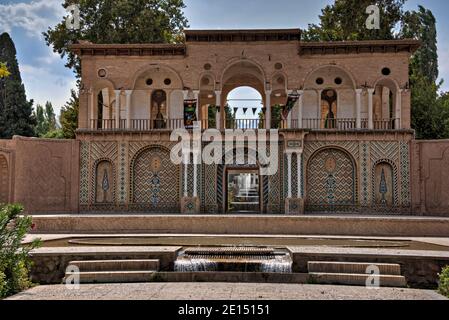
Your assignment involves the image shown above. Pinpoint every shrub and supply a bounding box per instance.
[0,204,40,299]
[438,266,449,298]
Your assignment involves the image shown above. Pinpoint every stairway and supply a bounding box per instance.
[307,261,407,288]
[64,259,160,284]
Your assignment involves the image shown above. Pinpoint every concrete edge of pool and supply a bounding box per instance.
[28,214,449,237]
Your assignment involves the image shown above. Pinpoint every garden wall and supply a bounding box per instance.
[0,136,79,213]
[411,139,449,217]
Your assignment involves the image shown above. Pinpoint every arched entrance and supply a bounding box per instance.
[217,148,267,214]
[306,148,357,212]
[131,147,180,213]
[0,155,9,204]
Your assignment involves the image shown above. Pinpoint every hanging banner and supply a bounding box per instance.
[184,99,197,129]
[282,93,300,120]
[243,108,248,115]
[233,107,238,114]
[252,108,258,116]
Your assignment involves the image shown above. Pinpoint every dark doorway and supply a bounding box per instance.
[226,169,261,214]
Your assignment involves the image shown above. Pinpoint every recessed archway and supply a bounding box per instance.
[306,147,357,212]
[372,77,401,129]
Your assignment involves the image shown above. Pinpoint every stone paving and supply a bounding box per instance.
[7,283,446,300]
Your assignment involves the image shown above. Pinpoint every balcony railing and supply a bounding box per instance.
[88,118,400,131]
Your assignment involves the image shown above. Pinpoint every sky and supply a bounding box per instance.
[0,0,448,116]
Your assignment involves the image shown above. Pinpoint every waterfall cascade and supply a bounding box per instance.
[174,247,292,273]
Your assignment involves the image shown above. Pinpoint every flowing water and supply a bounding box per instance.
[174,247,293,273]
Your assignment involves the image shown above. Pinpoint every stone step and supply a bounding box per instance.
[309,272,407,288]
[68,259,160,272]
[64,271,156,284]
[308,261,402,276]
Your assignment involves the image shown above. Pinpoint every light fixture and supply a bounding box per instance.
[207,94,214,99]
[275,93,282,97]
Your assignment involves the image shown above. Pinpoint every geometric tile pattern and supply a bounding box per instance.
[361,143,370,206]
[79,142,89,206]
[400,142,411,207]
[119,143,127,203]
[77,138,411,215]
[306,148,356,208]
[203,163,217,214]
[130,146,180,213]
[370,141,400,163]
[268,143,283,214]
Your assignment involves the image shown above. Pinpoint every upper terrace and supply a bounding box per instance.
[71,29,419,133]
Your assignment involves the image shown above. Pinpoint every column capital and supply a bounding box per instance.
[124,90,133,96]
[265,90,272,95]
[367,88,375,94]
[114,89,122,96]
[214,90,222,95]
[355,88,363,94]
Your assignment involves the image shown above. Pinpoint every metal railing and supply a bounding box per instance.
[89,118,400,131]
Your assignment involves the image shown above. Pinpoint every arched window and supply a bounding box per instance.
[321,89,337,129]
[151,90,167,129]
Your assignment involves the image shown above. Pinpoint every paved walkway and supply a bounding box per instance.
[7,283,446,300]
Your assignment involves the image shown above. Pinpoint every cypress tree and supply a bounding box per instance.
[0,33,35,139]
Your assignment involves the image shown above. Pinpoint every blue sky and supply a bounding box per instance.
[1,0,448,115]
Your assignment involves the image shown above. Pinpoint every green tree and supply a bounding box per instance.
[0,204,41,298]
[303,1,449,139]
[400,6,445,138]
[410,74,448,139]
[34,102,57,137]
[401,5,439,83]
[60,89,79,139]
[302,0,406,42]
[44,0,189,78]
[0,33,35,139]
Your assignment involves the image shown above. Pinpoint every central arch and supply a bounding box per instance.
[221,60,267,129]
[306,147,357,212]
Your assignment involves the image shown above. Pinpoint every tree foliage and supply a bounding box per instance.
[0,33,35,139]
[0,204,41,298]
[44,0,189,78]
[303,0,449,140]
[34,101,57,137]
[401,5,439,83]
[59,89,79,139]
[302,0,406,41]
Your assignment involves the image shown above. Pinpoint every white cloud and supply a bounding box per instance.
[21,63,76,114]
[0,0,65,38]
